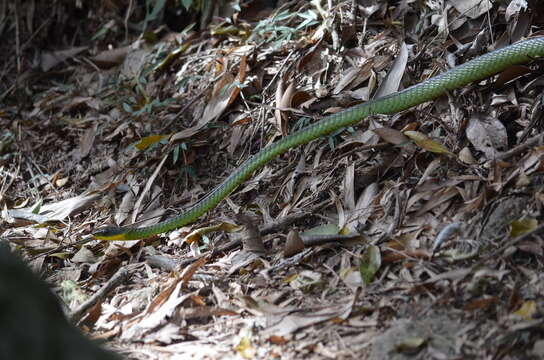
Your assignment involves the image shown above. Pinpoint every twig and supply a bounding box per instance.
[174,200,331,268]
[496,133,544,161]
[479,223,544,264]
[70,267,131,323]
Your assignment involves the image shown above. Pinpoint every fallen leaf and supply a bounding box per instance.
[404,130,453,155]
[135,135,168,150]
[465,113,507,159]
[236,336,256,359]
[374,42,408,98]
[360,245,381,285]
[513,300,536,320]
[510,218,538,238]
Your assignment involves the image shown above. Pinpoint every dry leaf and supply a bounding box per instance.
[374,42,408,98]
[404,130,453,155]
[465,113,507,159]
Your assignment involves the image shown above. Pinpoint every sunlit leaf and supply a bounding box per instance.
[135,135,168,150]
[404,130,453,155]
[510,218,538,238]
[513,300,536,320]
[395,336,427,354]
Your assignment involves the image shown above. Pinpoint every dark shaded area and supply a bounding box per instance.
[0,241,121,360]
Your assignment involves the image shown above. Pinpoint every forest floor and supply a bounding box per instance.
[2,0,544,359]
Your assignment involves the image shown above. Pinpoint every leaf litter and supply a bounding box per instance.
[2,0,544,359]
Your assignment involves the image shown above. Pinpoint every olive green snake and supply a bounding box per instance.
[94,37,544,240]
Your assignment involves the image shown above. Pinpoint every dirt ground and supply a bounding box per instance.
[2,0,544,359]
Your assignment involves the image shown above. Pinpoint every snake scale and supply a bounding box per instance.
[94,37,544,240]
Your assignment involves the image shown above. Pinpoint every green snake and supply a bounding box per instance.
[94,37,544,240]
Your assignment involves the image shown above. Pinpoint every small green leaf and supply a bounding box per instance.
[360,245,381,285]
[510,218,538,238]
[31,198,43,214]
[172,144,180,164]
[135,135,168,151]
[301,224,340,237]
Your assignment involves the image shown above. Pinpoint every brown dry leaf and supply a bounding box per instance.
[73,123,98,161]
[120,281,186,341]
[40,45,88,71]
[61,96,102,113]
[114,191,134,225]
[296,38,323,70]
[374,42,408,98]
[449,0,492,19]
[343,163,356,212]
[71,247,98,263]
[291,90,312,108]
[416,158,442,186]
[404,130,454,155]
[382,249,430,263]
[465,113,507,159]
[169,127,203,143]
[91,46,129,68]
[121,48,149,78]
[181,256,208,288]
[274,80,296,136]
[283,230,305,257]
[506,0,528,21]
[424,268,472,285]
[269,335,289,345]
[333,67,364,95]
[344,182,378,232]
[495,64,532,87]
[131,154,168,224]
[279,81,296,135]
[459,147,477,164]
[199,57,247,127]
[414,186,459,217]
[262,301,353,337]
[228,55,247,105]
[200,72,235,126]
[373,127,410,145]
[464,296,498,312]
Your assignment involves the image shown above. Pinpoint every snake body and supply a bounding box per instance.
[94,37,544,240]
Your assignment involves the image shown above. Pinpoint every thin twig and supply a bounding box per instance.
[479,223,544,264]
[496,133,544,161]
[70,266,131,323]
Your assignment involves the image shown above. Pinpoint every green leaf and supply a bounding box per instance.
[301,224,340,237]
[510,218,538,238]
[31,198,43,214]
[172,144,180,164]
[135,135,168,151]
[360,245,381,285]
